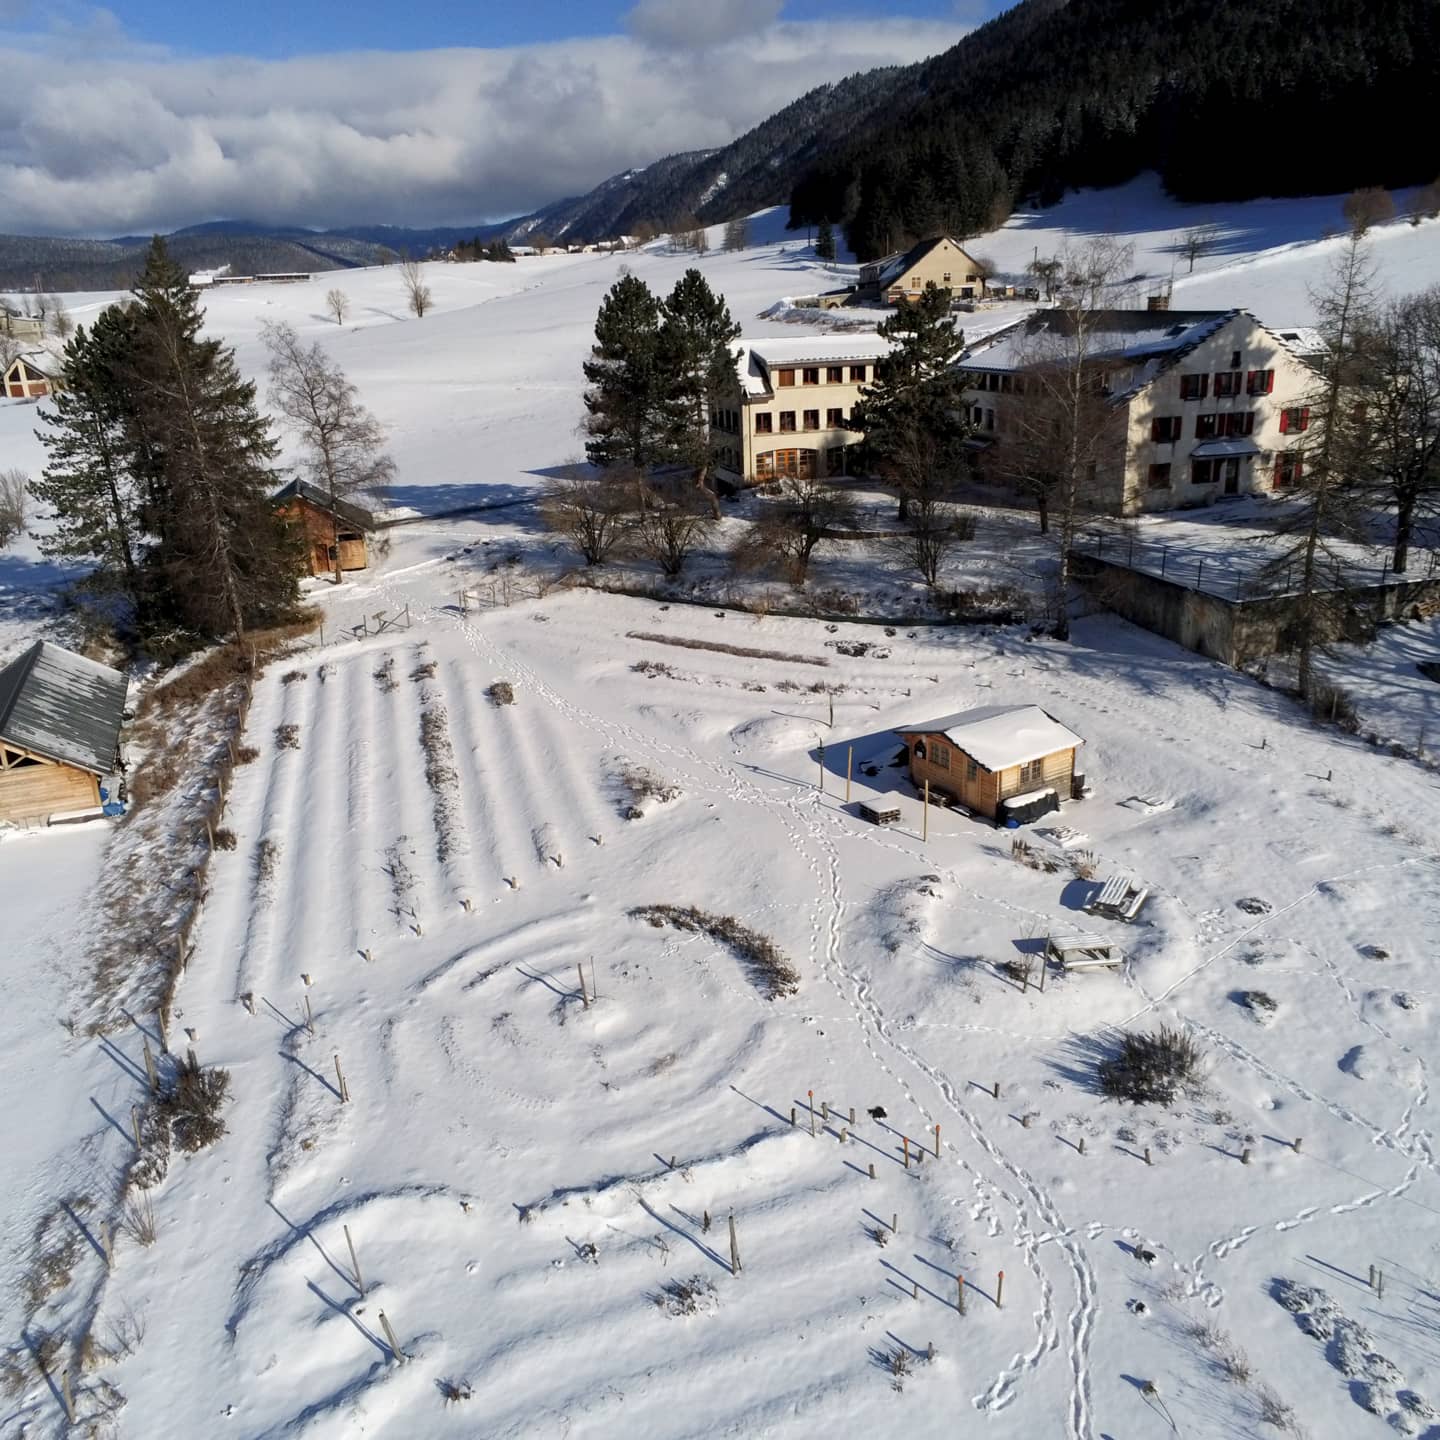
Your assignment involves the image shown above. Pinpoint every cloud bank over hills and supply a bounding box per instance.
[0,5,967,235]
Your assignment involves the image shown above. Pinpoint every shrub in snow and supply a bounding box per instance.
[653,1275,719,1317]
[1235,990,1278,1025]
[274,723,300,750]
[487,681,516,706]
[1097,1026,1204,1106]
[617,763,681,819]
[163,1058,231,1152]
[630,904,798,998]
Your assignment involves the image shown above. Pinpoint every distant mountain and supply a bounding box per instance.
[0,220,513,294]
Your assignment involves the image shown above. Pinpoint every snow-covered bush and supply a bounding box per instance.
[1097,1026,1204,1106]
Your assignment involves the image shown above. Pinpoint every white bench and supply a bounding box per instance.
[1044,933,1123,971]
[1088,872,1149,922]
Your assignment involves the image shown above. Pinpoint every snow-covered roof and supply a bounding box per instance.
[897,704,1083,772]
[1273,325,1326,360]
[956,309,1239,376]
[0,641,127,775]
[860,236,976,288]
[5,350,54,374]
[733,335,892,397]
[272,477,379,530]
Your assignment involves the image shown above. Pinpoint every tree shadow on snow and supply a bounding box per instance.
[1045,1029,1118,1095]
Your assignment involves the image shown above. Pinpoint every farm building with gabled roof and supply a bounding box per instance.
[0,641,128,824]
[272,478,380,579]
[896,704,1084,823]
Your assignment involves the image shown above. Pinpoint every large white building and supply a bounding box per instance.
[711,335,893,486]
[955,308,1324,514]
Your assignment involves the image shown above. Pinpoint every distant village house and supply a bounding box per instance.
[272,478,378,578]
[859,236,989,306]
[0,642,127,826]
[896,704,1084,824]
[3,353,57,400]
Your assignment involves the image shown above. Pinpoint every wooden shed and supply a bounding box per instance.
[896,704,1084,823]
[4,353,55,399]
[0,641,127,825]
[272,478,378,579]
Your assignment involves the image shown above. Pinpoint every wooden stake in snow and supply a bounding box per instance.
[1241,1147,1251,1165]
[934,1123,941,1157]
[334,1053,350,1104]
[1078,1136,1087,1156]
[461,897,472,912]
[849,1106,856,1127]
[61,1367,76,1424]
[344,1224,365,1296]
[1293,1136,1303,1153]
[304,994,315,1036]
[590,957,598,1000]
[790,1106,796,1127]
[577,963,589,1009]
[131,1105,142,1151]
[846,746,853,804]
[993,1081,1000,1100]
[728,1214,741,1276]
[822,1101,829,1123]
[808,1090,815,1136]
[839,1128,847,1144]
[378,1310,404,1363]
[891,1212,898,1234]
[996,1269,1005,1308]
[1377,1269,1385,1299]
[903,1136,910,1169]
[957,1274,966,1315]
[868,1162,876,1180]
[142,1038,158,1093]
[1144,1147,1152,1166]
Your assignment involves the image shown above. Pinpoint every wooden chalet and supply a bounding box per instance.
[896,704,1084,823]
[272,478,378,578]
[4,353,56,399]
[0,641,127,825]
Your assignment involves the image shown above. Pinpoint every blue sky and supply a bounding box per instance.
[90,0,979,57]
[0,0,977,233]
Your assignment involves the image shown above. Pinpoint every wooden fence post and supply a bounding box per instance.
[958,1274,966,1315]
[577,963,589,1009]
[378,1310,404,1362]
[934,1123,941,1157]
[131,1105,143,1151]
[142,1038,158,1093]
[334,1053,350,1104]
[846,746,853,804]
[344,1224,365,1295]
[728,1213,741,1276]
[996,1269,1005,1308]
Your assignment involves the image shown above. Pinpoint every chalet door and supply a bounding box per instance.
[1222,458,1240,495]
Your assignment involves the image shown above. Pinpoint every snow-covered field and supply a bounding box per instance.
[4,180,1440,1439]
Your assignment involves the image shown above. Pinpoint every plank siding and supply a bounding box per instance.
[0,758,99,823]
[903,732,1074,819]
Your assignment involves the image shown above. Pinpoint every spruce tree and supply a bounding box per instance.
[851,283,971,519]
[124,237,298,641]
[582,271,665,472]
[32,307,146,614]
[658,268,740,517]
[815,220,837,262]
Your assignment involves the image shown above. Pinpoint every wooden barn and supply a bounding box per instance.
[0,641,127,825]
[896,704,1084,824]
[4,353,56,400]
[272,478,378,579]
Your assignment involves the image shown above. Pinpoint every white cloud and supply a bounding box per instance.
[626,0,785,51]
[0,14,968,235]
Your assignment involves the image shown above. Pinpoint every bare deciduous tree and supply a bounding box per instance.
[1177,223,1222,273]
[1342,187,1396,236]
[399,261,432,319]
[325,289,350,326]
[47,296,73,339]
[540,464,634,565]
[634,488,713,576]
[730,475,856,585]
[263,320,396,582]
[883,498,975,588]
[723,217,749,252]
[1027,255,1062,300]
[1407,179,1440,225]
[0,468,28,547]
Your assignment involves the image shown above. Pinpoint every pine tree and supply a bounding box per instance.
[124,237,298,641]
[851,283,971,520]
[582,272,666,473]
[815,220,837,262]
[658,269,740,517]
[32,307,146,613]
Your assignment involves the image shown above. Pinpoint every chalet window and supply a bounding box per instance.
[826,366,843,383]
[966,758,978,781]
[1191,458,1218,484]
[1213,370,1242,397]
[1230,350,1242,369]
[779,411,796,433]
[1246,368,1275,395]
[1274,452,1304,488]
[1151,416,1182,443]
[931,741,951,769]
[942,272,952,283]
[754,413,773,434]
[1279,406,1310,434]
[1147,462,1172,488]
[827,446,845,476]
[1020,759,1044,786]
[1195,413,1219,439]
[802,409,820,430]
[826,407,845,426]
[1219,411,1255,436]
[802,367,820,385]
[849,365,867,382]
[1180,373,1208,400]
[777,368,795,387]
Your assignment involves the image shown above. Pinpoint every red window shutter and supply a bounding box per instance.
[1301,406,1310,429]
[1279,410,1290,434]
[1266,370,1275,394]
